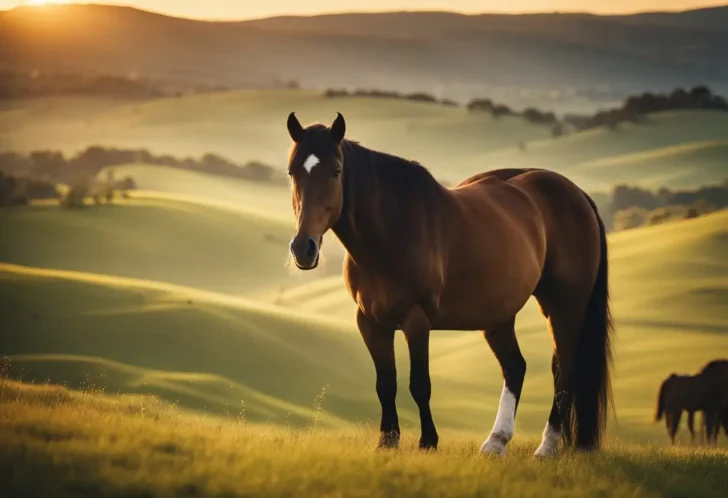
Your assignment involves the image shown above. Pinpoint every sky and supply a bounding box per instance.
[2,1,726,20]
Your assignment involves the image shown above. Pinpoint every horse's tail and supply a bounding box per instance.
[655,377,672,422]
[568,192,615,450]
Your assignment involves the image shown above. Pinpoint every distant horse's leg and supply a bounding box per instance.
[535,353,562,457]
[480,317,526,457]
[402,307,438,450]
[687,410,696,445]
[705,411,718,447]
[667,410,682,445]
[356,310,400,449]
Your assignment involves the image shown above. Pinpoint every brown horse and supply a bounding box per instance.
[655,361,728,446]
[285,112,614,457]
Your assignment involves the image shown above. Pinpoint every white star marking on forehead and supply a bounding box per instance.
[303,154,320,173]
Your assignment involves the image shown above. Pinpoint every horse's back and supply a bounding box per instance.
[454,168,602,298]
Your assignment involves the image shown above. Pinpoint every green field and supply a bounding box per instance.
[1,197,727,444]
[1,379,726,498]
[0,195,304,297]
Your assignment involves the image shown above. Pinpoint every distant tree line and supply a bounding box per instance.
[467,85,728,137]
[323,88,458,107]
[608,180,728,231]
[0,69,168,100]
[466,98,560,129]
[564,86,728,132]
[0,147,285,187]
[0,168,136,209]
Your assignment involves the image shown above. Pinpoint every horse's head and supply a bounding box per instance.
[285,112,347,270]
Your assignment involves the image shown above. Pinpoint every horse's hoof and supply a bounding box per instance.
[533,444,558,458]
[419,439,438,451]
[480,439,507,457]
[376,431,400,450]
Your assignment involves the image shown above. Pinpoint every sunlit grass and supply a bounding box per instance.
[1,378,726,498]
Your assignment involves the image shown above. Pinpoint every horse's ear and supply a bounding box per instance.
[330,112,346,143]
[287,112,304,142]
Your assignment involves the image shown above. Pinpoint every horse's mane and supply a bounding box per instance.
[335,139,447,267]
[341,139,445,206]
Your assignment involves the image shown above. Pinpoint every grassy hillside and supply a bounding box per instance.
[1,379,727,498]
[473,110,728,191]
[2,207,727,444]
[0,90,550,181]
[0,195,316,297]
[3,4,728,110]
[0,262,378,428]
[96,165,294,220]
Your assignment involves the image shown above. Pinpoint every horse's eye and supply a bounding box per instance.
[332,169,342,178]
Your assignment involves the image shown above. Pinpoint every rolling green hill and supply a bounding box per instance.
[0,90,551,182]
[3,92,728,193]
[472,110,728,191]
[0,195,320,297]
[96,165,294,220]
[2,207,727,444]
[0,262,375,428]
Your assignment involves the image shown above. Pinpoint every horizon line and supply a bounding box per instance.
[4,2,728,23]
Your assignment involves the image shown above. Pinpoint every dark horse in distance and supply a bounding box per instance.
[655,359,728,446]
[285,112,614,457]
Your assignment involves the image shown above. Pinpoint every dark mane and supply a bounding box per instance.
[333,139,448,274]
[340,139,445,210]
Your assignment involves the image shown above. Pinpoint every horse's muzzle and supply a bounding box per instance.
[290,236,320,270]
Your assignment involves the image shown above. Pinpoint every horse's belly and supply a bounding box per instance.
[434,221,545,330]
[434,274,536,330]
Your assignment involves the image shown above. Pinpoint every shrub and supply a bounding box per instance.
[60,184,88,209]
[614,207,649,231]
[492,105,514,118]
[467,99,494,112]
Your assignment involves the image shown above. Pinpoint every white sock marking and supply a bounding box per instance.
[480,382,516,456]
[534,422,560,457]
[303,154,320,173]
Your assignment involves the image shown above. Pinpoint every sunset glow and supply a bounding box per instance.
[25,0,68,6]
[3,1,726,20]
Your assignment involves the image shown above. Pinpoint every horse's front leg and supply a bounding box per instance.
[402,307,438,450]
[356,310,400,449]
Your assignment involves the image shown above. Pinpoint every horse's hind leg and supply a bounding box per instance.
[480,317,527,457]
[705,411,719,446]
[534,353,563,457]
[532,294,586,456]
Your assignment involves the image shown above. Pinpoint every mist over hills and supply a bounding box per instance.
[2,3,728,112]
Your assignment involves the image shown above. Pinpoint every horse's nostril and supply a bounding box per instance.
[305,238,318,259]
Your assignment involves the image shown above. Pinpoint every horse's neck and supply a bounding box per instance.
[333,142,443,272]
[333,145,392,270]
